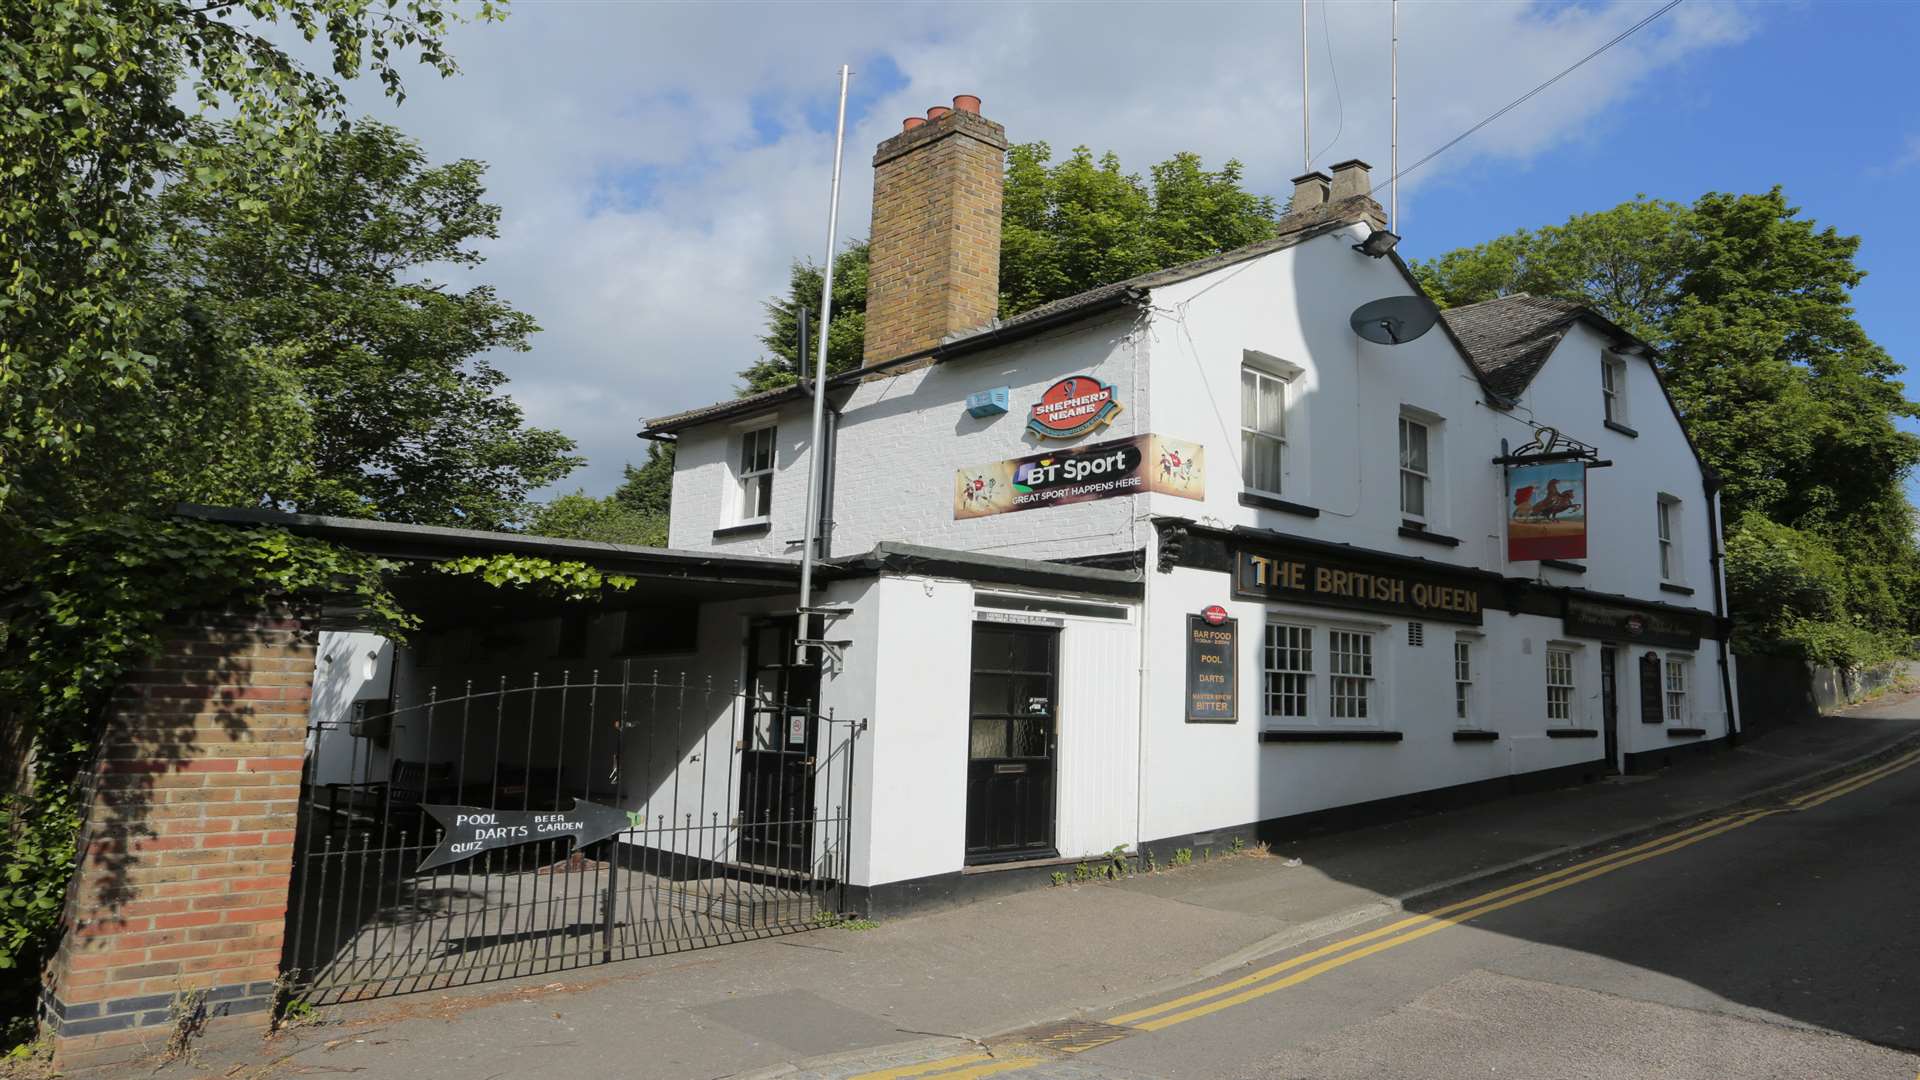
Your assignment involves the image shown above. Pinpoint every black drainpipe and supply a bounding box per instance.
[1704,470,1738,743]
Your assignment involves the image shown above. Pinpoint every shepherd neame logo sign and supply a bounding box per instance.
[1027,375,1122,439]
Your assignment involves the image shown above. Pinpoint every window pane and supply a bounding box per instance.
[1400,419,1428,472]
[1401,470,1425,517]
[969,716,1008,759]
[1259,375,1286,436]
[1245,432,1283,494]
[754,474,772,517]
[1241,369,1258,430]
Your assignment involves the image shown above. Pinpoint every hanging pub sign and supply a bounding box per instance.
[416,799,633,872]
[1506,459,1588,561]
[954,434,1204,519]
[1233,548,1486,625]
[1186,613,1238,723]
[1027,375,1123,439]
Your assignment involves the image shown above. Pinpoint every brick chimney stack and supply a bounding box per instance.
[862,94,1008,369]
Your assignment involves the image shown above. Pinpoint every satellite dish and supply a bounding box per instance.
[1349,295,1440,345]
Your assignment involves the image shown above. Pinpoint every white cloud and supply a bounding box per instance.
[1879,133,1920,176]
[332,0,1756,496]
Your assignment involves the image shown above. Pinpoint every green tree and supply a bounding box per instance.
[531,443,675,546]
[1414,189,1920,659]
[11,121,578,531]
[0,0,499,514]
[739,143,1278,393]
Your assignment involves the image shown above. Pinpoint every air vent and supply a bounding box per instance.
[1408,622,1425,647]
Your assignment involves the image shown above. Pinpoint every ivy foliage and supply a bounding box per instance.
[0,515,408,1035]
[435,554,637,601]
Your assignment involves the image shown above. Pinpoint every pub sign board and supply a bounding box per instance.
[954,434,1204,519]
[417,798,634,872]
[1186,614,1238,723]
[1563,598,1702,649]
[1233,549,1486,625]
[1028,375,1123,439]
[1507,460,1588,561]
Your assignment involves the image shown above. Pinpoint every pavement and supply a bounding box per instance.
[141,691,1920,1080]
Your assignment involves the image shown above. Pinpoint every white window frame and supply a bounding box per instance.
[1453,633,1482,729]
[1602,354,1629,425]
[1262,622,1314,724]
[1327,628,1376,724]
[1398,415,1430,522]
[1241,356,1295,498]
[1546,645,1578,725]
[1260,613,1387,730]
[1656,494,1682,584]
[1664,654,1691,724]
[735,425,776,525]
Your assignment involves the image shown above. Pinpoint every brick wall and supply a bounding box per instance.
[40,605,316,1071]
[863,101,1009,369]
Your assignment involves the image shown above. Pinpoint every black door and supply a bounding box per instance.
[965,623,1059,864]
[739,617,820,871]
[1600,646,1621,772]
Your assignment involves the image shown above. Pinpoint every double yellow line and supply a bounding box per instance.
[849,745,1920,1079]
[1786,746,1920,811]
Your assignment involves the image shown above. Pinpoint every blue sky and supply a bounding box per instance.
[1397,1,1920,499]
[340,1,1916,501]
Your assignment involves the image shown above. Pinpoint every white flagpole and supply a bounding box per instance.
[796,64,851,665]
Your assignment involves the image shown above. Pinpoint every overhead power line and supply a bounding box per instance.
[1371,0,1685,198]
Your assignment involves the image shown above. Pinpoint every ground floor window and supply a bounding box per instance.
[1328,630,1374,721]
[1664,654,1690,723]
[1454,636,1474,725]
[1262,617,1384,728]
[1264,623,1313,721]
[1546,646,1576,723]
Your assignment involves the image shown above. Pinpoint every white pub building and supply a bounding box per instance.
[624,95,1739,911]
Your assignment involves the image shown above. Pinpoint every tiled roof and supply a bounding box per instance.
[1438,293,1587,399]
[640,205,1377,434]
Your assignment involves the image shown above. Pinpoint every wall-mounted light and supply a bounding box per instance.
[1353,230,1401,258]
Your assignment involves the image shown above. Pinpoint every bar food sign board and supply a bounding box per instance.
[1185,614,1237,722]
[954,434,1204,519]
[1507,460,1588,561]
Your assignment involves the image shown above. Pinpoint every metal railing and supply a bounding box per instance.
[283,667,859,1004]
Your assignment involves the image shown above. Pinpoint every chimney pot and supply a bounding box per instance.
[927,105,952,121]
[1290,170,1332,212]
[1328,159,1373,202]
[952,94,981,114]
[903,116,925,131]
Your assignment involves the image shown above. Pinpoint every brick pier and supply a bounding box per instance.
[39,606,317,1071]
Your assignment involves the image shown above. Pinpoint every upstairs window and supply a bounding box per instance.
[1398,415,1430,520]
[1546,647,1575,723]
[1241,365,1289,495]
[1656,494,1681,582]
[1602,355,1629,425]
[738,426,776,523]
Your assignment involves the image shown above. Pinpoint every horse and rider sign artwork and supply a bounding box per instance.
[1506,460,1588,560]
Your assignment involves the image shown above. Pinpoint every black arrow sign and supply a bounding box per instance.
[416,799,635,873]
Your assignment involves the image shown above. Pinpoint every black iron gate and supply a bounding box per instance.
[283,666,860,1005]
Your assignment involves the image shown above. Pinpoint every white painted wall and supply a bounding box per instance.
[670,312,1156,564]
[852,575,1141,887]
[1143,225,1494,570]
[306,631,394,787]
